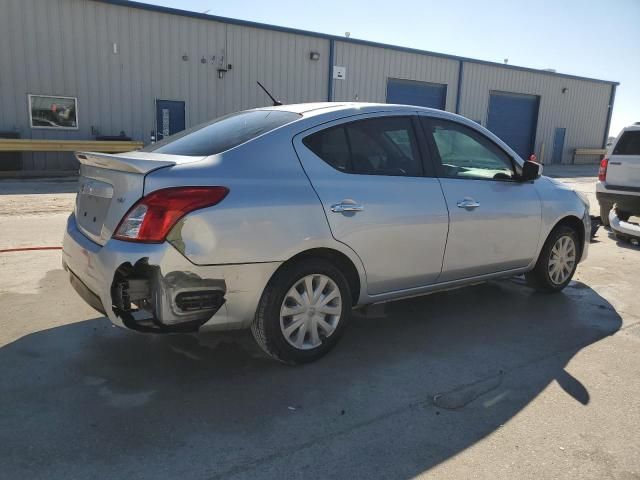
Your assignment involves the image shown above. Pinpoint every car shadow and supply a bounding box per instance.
[606,229,640,250]
[0,272,622,479]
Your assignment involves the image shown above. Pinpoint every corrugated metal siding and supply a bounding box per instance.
[459,62,611,164]
[0,0,329,170]
[0,0,613,171]
[332,41,459,111]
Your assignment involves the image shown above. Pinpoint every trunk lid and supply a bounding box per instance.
[74,151,204,245]
[606,129,640,188]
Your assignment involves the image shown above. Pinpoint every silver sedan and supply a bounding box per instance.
[63,103,590,363]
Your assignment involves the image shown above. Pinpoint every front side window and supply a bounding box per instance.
[303,116,423,176]
[613,131,640,155]
[144,110,301,156]
[423,118,516,181]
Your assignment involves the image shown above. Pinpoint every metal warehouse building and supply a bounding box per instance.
[0,0,618,174]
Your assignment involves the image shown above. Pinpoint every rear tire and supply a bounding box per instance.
[526,225,579,293]
[251,259,352,364]
[600,202,613,227]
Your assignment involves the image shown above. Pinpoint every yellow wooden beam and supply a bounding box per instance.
[0,139,143,153]
[574,148,606,156]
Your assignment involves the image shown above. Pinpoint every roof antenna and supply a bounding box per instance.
[257,81,283,106]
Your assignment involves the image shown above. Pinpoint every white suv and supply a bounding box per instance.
[597,123,640,226]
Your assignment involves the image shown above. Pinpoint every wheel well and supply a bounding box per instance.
[553,215,585,256]
[276,248,361,305]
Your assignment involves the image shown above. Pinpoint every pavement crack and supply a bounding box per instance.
[433,371,504,410]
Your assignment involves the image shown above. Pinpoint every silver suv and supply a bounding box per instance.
[63,103,590,363]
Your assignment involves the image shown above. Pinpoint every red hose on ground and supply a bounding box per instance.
[0,246,62,253]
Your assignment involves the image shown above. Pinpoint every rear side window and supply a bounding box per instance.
[303,126,350,171]
[303,116,423,176]
[613,131,640,155]
[143,110,301,156]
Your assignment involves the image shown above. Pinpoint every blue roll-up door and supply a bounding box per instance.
[487,91,539,159]
[386,78,446,110]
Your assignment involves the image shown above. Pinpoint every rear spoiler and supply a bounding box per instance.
[75,151,176,174]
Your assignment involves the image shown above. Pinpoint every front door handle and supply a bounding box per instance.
[331,202,364,213]
[457,198,480,209]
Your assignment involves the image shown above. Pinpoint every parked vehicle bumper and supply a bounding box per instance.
[596,181,640,213]
[609,209,640,242]
[62,214,281,333]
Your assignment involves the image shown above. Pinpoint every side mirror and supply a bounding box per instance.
[521,160,542,181]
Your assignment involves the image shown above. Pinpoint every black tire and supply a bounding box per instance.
[251,259,352,364]
[600,202,613,227]
[525,225,580,293]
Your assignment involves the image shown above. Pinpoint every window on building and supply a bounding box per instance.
[613,131,640,155]
[303,116,423,177]
[29,95,78,129]
[423,118,515,181]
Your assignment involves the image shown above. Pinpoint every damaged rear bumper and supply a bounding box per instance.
[62,214,281,333]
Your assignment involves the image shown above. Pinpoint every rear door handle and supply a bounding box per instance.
[457,198,480,209]
[331,202,364,213]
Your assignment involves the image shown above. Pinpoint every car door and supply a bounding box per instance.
[293,113,449,295]
[419,115,541,282]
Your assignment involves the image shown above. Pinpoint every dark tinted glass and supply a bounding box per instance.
[613,131,640,155]
[423,118,515,181]
[144,110,301,156]
[303,126,350,171]
[303,116,422,176]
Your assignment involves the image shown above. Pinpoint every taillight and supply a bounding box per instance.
[598,158,608,182]
[113,186,229,243]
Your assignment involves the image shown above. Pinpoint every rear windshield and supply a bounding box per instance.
[143,110,301,156]
[613,131,640,155]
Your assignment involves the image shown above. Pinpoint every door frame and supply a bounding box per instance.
[154,98,187,140]
[416,113,542,280]
[552,127,567,165]
[292,110,449,294]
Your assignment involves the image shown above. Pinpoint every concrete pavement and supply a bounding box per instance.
[0,168,638,479]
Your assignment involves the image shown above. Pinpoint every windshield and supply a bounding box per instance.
[143,110,301,156]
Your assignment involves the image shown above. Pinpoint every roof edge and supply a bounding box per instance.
[94,0,620,87]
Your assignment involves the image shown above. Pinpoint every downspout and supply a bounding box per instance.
[327,39,335,102]
[602,84,617,148]
[455,60,464,114]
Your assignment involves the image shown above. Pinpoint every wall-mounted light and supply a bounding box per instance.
[309,51,320,61]
[182,53,189,61]
[218,68,227,79]
[562,87,568,94]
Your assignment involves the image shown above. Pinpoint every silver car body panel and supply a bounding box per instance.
[292,111,449,294]
[62,102,590,332]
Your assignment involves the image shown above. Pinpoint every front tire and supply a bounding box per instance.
[251,259,352,364]
[526,226,579,293]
